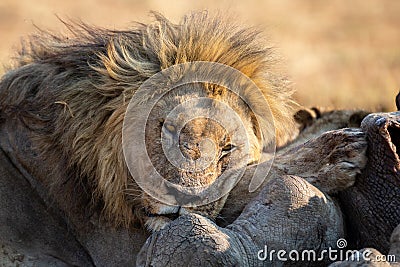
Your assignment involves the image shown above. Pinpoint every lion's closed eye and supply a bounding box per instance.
[220,143,237,158]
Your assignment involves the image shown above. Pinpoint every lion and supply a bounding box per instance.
[0,12,371,265]
[289,107,370,146]
[0,12,295,232]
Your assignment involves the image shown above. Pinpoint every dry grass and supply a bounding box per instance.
[0,0,399,110]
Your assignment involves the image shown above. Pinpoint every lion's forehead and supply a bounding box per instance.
[179,118,227,139]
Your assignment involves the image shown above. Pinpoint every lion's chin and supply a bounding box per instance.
[145,216,174,231]
[145,211,183,231]
[144,205,183,231]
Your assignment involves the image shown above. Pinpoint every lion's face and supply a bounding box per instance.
[139,84,262,230]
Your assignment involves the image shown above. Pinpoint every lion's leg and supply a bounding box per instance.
[0,147,94,266]
[219,128,367,226]
[273,128,367,194]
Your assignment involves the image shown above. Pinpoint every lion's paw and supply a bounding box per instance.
[304,128,368,193]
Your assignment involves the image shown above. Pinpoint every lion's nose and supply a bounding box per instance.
[179,137,217,164]
[161,117,218,171]
[180,142,201,160]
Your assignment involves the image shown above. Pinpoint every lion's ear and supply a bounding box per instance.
[294,107,320,130]
[310,107,321,119]
[396,91,400,111]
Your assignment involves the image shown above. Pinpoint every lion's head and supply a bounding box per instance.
[0,12,295,231]
[139,78,270,230]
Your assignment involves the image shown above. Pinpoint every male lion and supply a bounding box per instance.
[0,12,294,232]
[0,12,368,266]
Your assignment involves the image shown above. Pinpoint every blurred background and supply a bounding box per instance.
[0,0,399,111]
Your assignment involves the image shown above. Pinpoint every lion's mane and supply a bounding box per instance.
[0,12,294,227]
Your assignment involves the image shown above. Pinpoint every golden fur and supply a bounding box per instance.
[0,12,295,228]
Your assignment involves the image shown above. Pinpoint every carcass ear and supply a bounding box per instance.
[396,91,400,111]
[294,107,320,130]
[348,111,370,127]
